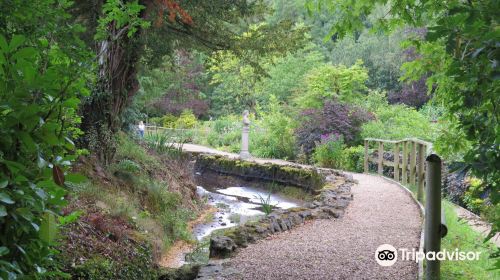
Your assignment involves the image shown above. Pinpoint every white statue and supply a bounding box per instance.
[240,110,251,159]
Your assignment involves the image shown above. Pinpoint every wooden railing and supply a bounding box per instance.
[364,138,448,279]
[364,138,433,202]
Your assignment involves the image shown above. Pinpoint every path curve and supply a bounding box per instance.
[218,173,422,280]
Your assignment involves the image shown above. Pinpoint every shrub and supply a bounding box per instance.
[174,110,197,129]
[252,98,297,159]
[203,115,241,148]
[463,177,486,214]
[114,159,141,174]
[0,31,88,277]
[313,134,346,168]
[116,133,159,169]
[162,114,177,128]
[60,244,158,280]
[388,75,430,109]
[341,146,365,172]
[295,100,372,156]
[294,60,369,109]
[360,104,435,141]
[149,117,163,126]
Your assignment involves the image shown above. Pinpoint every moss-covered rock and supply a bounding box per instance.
[159,264,201,280]
[195,155,325,192]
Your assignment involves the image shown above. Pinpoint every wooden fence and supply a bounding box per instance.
[364,137,433,202]
[364,138,449,279]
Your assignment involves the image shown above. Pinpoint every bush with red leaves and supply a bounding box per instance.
[295,100,373,156]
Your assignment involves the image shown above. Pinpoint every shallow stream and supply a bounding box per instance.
[164,179,304,267]
[193,184,303,240]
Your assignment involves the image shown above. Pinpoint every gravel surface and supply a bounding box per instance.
[221,173,422,280]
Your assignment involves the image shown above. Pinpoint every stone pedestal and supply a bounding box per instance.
[240,110,251,160]
[240,125,251,159]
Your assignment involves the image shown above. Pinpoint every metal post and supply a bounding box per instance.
[425,154,442,280]
[364,140,369,173]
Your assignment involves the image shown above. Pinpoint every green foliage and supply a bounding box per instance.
[149,117,162,126]
[0,1,91,274]
[115,133,159,169]
[144,131,184,157]
[200,115,242,151]
[329,30,404,93]
[360,103,435,142]
[207,51,260,117]
[174,110,197,129]
[295,60,369,108]
[65,245,157,280]
[113,159,142,175]
[313,136,346,169]
[162,114,177,128]
[252,97,297,159]
[206,23,309,116]
[341,146,365,173]
[137,179,193,245]
[432,121,472,162]
[95,0,150,40]
[462,177,486,215]
[255,44,325,105]
[256,192,276,216]
[441,201,500,279]
[147,114,179,128]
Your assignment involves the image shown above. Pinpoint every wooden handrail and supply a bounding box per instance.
[364,138,433,203]
[365,139,447,279]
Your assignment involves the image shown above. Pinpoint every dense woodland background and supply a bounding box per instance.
[0,0,498,278]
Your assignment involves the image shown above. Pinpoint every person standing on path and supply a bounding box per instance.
[138,121,145,138]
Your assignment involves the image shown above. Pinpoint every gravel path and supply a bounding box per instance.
[221,173,422,280]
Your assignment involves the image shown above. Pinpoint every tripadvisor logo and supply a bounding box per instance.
[375,244,481,266]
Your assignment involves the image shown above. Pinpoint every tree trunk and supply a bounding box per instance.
[80,20,142,165]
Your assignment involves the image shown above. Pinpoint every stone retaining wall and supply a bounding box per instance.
[194,154,325,192]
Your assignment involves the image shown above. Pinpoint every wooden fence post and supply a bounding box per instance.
[377,141,384,175]
[425,154,442,280]
[402,141,408,185]
[410,141,417,185]
[394,143,400,182]
[417,144,425,202]
[364,140,369,173]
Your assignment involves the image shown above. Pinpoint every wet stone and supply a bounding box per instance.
[209,236,236,259]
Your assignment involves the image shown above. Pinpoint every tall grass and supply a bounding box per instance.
[145,130,185,157]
